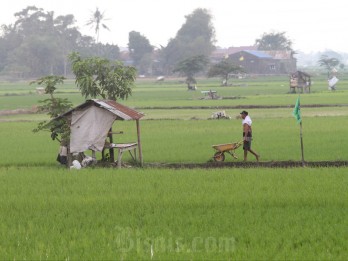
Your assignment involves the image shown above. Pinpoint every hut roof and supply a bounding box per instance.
[292,70,311,78]
[52,99,144,154]
[56,99,144,121]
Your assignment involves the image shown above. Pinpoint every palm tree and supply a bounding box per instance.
[318,55,340,79]
[86,7,110,43]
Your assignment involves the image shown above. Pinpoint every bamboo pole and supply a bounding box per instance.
[136,120,143,166]
[300,121,305,166]
[298,95,305,167]
[108,127,115,162]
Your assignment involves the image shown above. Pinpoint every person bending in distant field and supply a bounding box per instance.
[240,110,260,162]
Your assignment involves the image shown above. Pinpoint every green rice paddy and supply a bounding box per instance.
[0,76,347,260]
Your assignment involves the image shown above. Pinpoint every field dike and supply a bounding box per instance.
[135,104,348,110]
[0,106,37,116]
[145,161,348,168]
[1,104,348,116]
[2,104,348,169]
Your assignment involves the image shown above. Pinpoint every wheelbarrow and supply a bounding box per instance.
[212,140,243,162]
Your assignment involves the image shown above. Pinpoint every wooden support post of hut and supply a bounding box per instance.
[54,99,144,168]
[290,71,311,93]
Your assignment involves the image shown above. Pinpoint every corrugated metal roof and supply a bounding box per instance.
[244,50,273,59]
[227,46,258,55]
[93,99,144,120]
[55,99,144,121]
[211,46,258,59]
[264,50,293,59]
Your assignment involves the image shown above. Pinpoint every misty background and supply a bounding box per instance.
[0,5,347,80]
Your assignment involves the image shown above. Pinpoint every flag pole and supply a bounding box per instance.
[293,94,305,166]
[299,118,305,166]
[298,95,305,166]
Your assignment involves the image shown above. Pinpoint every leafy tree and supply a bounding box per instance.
[86,7,110,43]
[255,31,293,51]
[0,6,120,78]
[207,59,244,86]
[69,52,136,100]
[0,24,21,72]
[160,8,215,75]
[30,75,72,143]
[77,42,120,60]
[318,55,340,78]
[173,55,208,89]
[128,31,154,74]
[138,53,154,75]
[13,6,45,36]
[0,6,83,78]
[1,7,56,76]
[54,14,82,76]
[70,52,136,162]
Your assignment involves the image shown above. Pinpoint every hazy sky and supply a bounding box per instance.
[2,0,348,53]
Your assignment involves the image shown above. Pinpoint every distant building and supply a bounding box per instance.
[211,46,257,63]
[228,50,296,74]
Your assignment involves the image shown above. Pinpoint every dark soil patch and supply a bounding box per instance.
[72,160,348,169]
[0,107,37,116]
[144,161,348,169]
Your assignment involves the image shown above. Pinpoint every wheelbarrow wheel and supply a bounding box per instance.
[214,152,225,162]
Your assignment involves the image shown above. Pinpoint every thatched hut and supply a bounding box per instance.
[290,71,311,93]
[55,99,144,168]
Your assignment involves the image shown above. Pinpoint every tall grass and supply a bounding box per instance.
[0,167,346,260]
[0,77,347,259]
[1,78,348,110]
[0,116,348,166]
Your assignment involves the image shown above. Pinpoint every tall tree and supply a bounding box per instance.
[69,52,136,162]
[5,7,62,76]
[0,6,118,78]
[0,6,83,78]
[54,14,81,76]
[86,7,110,43]
[160,8,215,75]
[128,31,154,74]
[0,24,22,72]
[173,55,208,89]
[318,54,340,78]
[69,52,136,100]
[30,75,72,144]
[207,59,244,86]
[255,31,293,51]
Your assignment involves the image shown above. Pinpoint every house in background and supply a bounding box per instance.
[264,50,297,74]
[210,46,257,64]
[228,50,296,75]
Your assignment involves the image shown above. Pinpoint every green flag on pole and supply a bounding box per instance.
[293,97,305,165]
[293,97,302,123]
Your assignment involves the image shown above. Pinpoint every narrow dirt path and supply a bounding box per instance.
[144,161,348,168]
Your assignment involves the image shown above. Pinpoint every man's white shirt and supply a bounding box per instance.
[242,115,252,126]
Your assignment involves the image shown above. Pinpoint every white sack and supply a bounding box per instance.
[328,76,339,87]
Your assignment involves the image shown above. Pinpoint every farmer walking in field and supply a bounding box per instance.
[240,111,260,162]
